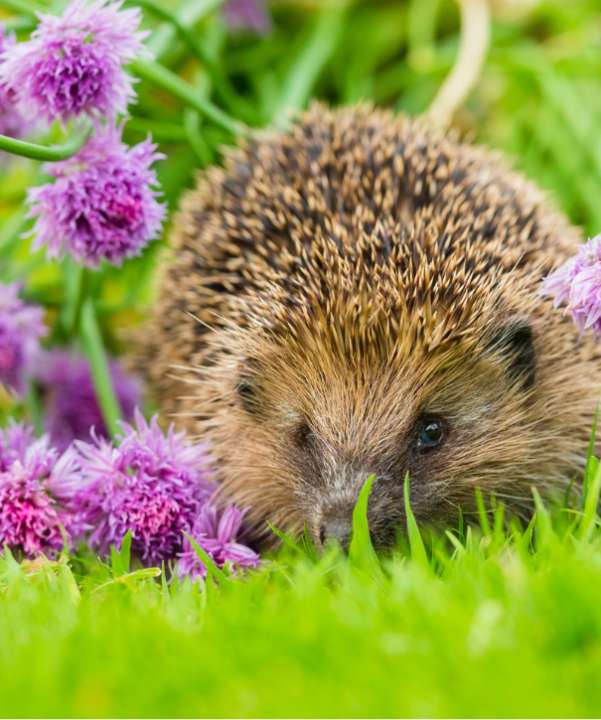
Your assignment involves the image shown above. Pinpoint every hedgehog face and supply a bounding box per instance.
[220,314,542,550]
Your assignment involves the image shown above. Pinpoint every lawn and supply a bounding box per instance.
[4,474,601,717]
[0,0,601,717]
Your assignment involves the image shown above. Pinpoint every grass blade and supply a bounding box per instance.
[184,533,228,584]
[475,488,492,537]
[348,475,380,575]
[579,458,601,542]
[110,531,132,577]
[403,473,428,567]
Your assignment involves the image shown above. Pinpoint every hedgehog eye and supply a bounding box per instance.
[414,415,446,452]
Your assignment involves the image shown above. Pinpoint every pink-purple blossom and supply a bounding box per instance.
[541,235,601,336]
[0,423,80,558]
[223,0,272,34]
[0,0,147,124]
[0,283,46,396]
[27,126,165,268]
[34,349,141,451]
[0,27,30,140]
[71,411,217,566]
[0,422,34,472]
[176,503,260,581]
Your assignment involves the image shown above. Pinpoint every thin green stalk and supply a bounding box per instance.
[271,2,347,129]
[60,260,84,337]
[79,299,122,438]
[24,381,44,436]
[125,117,188,142]
[131,58,246,137]
[0,124,91,162]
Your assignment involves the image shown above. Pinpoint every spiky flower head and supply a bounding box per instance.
[541,235,601,336]
[0,422,34,472]
[0,27,30,140]
[0,283,46,396]
[27,126,165,268]
[176,504,260,581]
[0,423,80,558]
[222,0,272,34]
[0,0,147,124]
[71,411,216,566]
[35,349,141,451]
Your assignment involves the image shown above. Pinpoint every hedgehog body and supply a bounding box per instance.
[146,105,600,547]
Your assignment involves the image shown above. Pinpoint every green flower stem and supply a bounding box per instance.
[80,298,122,438]
[271,3,347,129]
[131,58,247,137]
[125,117,188,142]
[25,381,44,437]
[60,260,84,337]
[0,124,92,162]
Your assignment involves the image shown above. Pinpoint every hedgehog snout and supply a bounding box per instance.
[318,512,353,551]
[312,467,377,550]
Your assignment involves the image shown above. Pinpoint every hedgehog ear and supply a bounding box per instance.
[235,359,261,414]
[487,319,536,391]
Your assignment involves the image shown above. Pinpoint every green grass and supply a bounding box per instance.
[3,469,601,717]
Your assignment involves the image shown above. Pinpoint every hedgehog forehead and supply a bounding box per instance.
[238,283,499,382]
[240,214,511,356]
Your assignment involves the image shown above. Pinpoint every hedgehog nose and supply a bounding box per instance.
[319,516,352,551]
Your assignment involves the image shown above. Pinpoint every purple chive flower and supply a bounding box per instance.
[0,27,30,140]
[222,0,272,34]
[71,411,217,566]
[0,422,34,472]
[0,283,46,396]
[0,0,147,124]
[27,126,165,268]
[34,349,141,451]
[0,423,80,558]
[541,235,601,336]
[176,503,260,581]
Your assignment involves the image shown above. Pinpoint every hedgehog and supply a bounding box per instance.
[143,104,601,549]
